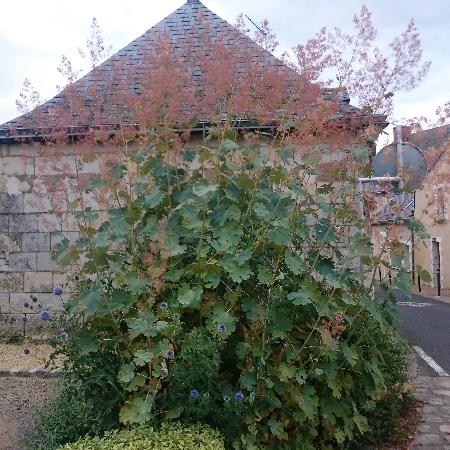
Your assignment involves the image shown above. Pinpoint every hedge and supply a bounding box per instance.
[57,423,225,450]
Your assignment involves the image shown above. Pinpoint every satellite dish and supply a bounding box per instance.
[373,143,427,192]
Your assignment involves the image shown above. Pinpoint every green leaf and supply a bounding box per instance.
[124,273,149,295]
[119,396,152,425]
[278,363,296,381]
[212,223,242,252]
[354,413,369,433]
[165,407,184,420]
[142,187,164,209]
[164,268,185,282]
[79,287,102,312]
[287,288,312,306]
[342,343,359,367]
[257,265,274,285]
[209,306,237,337]
[74,333,99,356]
[240,372,256,391]
[118,363,135,384]
[268,227,291,245]
[268,419,287,439]
[220,256,252,283]
[285,250,305,275]
[178,284,203,308]
[297,386,319,420]
[133,350,153,366]
[126,374,147,392]
[193,181,218,197]
[127,313,157,339]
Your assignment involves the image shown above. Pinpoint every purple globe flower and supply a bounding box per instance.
[234,391,245,402]
[39,310,51,321]
[190,389,199,399]
[223,394,231,403]
[54,287,63,296]
[159,302,168,310]
[166,349,175,359]
[217,323,226,333]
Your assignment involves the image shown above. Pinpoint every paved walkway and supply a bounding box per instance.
[410,376,450,449]
[412,285,450,304]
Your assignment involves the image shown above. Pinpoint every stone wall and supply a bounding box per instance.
[0,144,101,331]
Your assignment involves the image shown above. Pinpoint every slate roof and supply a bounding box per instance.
[0,0,382,142]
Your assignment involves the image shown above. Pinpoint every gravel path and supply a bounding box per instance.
[0,376,57,450]
[0,343,57,370]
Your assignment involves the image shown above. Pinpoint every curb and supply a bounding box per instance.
[0,367,63,378]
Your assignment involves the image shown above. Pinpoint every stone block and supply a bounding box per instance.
[50,231,79,249]
[8,145,40,157]
[36,252,60,272]
[0,233,21,252]
[22,233,50,252]
[78,156,100,174]
[0,273,23,292]
[24,192,52,213]
[0,293,9,314]
[35,155,77,176]
[0,214,9,231]
[6,252,37,271]
[38,213,61,232]
[9,214,39,232]
[0,193,24,213]
[9,292,63,313]
[0,156,34,176]
[24,272,52,293]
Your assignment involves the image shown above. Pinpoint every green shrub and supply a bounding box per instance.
[352,318,414,448]
[25,379,119,450]
[57,423,225,450]
[53,133,416,449]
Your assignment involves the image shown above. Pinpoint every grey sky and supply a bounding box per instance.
[0,0,448,137]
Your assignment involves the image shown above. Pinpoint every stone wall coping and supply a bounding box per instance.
[0,367,62,378]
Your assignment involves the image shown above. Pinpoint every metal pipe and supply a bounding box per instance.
[437,268,441,296]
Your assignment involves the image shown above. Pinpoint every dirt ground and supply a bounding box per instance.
[0,376,57,450]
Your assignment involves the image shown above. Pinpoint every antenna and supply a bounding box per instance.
[245,14,268,50]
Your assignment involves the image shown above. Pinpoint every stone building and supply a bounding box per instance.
[0,0,386,329]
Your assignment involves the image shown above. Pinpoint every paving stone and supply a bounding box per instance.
[424,415,444,423]
[416,433,444,445]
